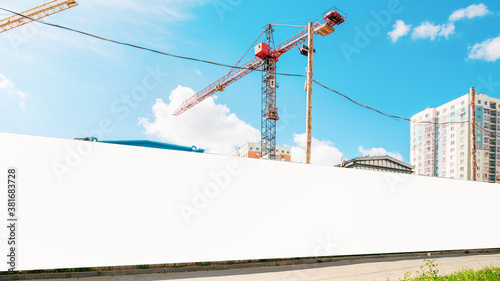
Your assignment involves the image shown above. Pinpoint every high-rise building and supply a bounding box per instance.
[411,92,499,183]
[230,142,292,161]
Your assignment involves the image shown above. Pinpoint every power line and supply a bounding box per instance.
[313,80,411,123]
[0,6,479,128]
[312,80,484,127]
[0,7,306,78]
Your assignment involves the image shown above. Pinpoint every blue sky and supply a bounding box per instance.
[1,0,499,165]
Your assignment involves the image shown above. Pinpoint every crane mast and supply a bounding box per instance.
[0,0,78,33]
[261,24,278,159]
[173,6,346,160]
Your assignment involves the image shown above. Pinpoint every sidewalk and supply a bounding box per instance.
[39,253,500,281]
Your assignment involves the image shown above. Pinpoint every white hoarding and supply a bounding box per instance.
[0,132,499,271]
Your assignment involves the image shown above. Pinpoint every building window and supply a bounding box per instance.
[460,160,464,164]
[256,153,259,156]
[256,148,259,151]
[460,167,464,171]
[460,174,464,178]
[485,101,488,105]
[250,147,253,151]
[478,100,482,104]
[450,148,455,152]
[451,105,455,110]
[451,112,455,117]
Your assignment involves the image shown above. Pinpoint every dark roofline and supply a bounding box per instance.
[339,155,414,170]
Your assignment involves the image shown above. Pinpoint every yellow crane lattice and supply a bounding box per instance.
[0,0,78,33]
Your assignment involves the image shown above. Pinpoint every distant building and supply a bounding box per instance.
[230,142,291,161]
[411,92,500,183]
[337,155,414,174]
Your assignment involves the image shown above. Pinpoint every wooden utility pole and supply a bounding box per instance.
[470,87,477,181]
[305,22,314,164]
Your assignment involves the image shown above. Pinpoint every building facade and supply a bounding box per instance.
[411,92,500,183]
[230,142,291,161]
[337,156,414,174]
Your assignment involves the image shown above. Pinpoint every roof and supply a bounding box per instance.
[99,140,205,153]
[338,155,414,170]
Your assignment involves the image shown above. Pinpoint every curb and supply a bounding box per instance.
[1,248,499,280]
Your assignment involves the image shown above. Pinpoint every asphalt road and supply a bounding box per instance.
[44,253,500,281]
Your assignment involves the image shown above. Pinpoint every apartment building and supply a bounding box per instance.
[230,142,291,161]
[411,92,500,183]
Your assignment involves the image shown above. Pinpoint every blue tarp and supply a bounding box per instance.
[99,140,205,153]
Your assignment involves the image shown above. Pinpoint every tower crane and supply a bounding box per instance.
[0,0,78,34]
[173,6,346,160]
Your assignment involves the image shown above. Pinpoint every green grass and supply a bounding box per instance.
[401,266,500,280]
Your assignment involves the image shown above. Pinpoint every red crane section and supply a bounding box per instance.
[173,56,263,115]
[173,7,346,117]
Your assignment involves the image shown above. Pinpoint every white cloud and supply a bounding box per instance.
[358,146,403,161]
[439,23,455,39]
[85,0,210,23]
[291,133,343,166]
[195,69,202,76]
[411,21,455,40]
[388,20,411,43]
[0,74,26,109]
[469,35,500,62]
[449,4,490,22]
[138,85,260,155]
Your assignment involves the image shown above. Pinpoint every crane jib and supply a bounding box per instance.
[173,6,346,117]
